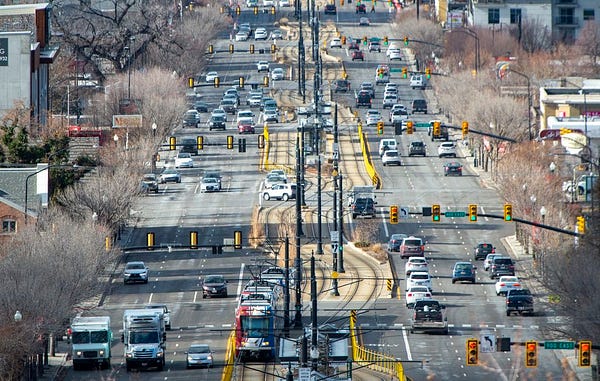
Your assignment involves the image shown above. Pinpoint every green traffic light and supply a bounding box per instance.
[470,216,476,221]
[505,216,511,221]
[433,216,440,221]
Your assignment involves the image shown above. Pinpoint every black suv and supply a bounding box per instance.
[408,141,426,157]
[351,198,375,219]
[355,91,372,108]
[474,242,495,260]
[181,138,198,155]
[324,4,336,14]
[209,115,226,131]
[489,257,515,279]
[334,79,351,93]
[412,99,428,114]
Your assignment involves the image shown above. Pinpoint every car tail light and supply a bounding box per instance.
[407,293,413,297]
[514,283,520,287]
[420,245,425,252]
[491,248,495,253]
[499,283,505,286]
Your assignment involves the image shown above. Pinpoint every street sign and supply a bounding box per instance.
[331,243,338,253]
[480,334,496,353]
[330,231,339,242]
[414,122,430,128]
[299,367,311,381]
[390,68,402,73]
[445,211,466,217]
[544,341,575,350]
[400,206,409,219]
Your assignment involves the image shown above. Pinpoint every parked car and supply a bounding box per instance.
[202,274,228,298]
[451,262,476,284]
[159,168,181,184]
[443,162,463,176]
[185,344,213,368]
[123,261,149,284]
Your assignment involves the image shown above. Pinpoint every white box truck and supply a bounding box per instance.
[70,316,112,370]
[122,309,166,371]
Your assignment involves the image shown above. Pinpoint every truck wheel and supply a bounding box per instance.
[282,194,289,201]
[126,364,132,372]
[506,311,510,316]
[352,214,357,219]
[263,193,271,201]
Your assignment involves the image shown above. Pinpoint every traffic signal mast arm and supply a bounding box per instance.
[441,124,518,143]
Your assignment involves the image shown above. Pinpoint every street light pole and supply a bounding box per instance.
[24,165,52,224]
[507,68,532,140]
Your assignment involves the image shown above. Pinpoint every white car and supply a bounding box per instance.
[205,72,219,82]
[175,152,193,168]
[263,109,278,123]
[438,142,457,158]
[359,17,370,26]
[237,109,255,124]
[382,94,398,109]
[270,30,284,40]
[495,276,522,296]
[330,38,342,48]
[389,49,402,60]
[246,0,258,6]
[254,28,268,40]
[279,0,290,6]
[268,169,288,181]
[257,61,270,72]
[381,150,401,166]
[264,174,287,189]
[405,257,428,276]
[263,183,295,201]
[405,286,432,308]
[406,271,432,292]
[235,31,249,41]
[410,74,427,89]
[385,83,398,91]
[484,254,502,271]
[271,68,284,81]
[263,0,274,5]
[201,177,220,192]
[365,109,382,126]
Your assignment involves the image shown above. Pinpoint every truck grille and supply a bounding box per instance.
[134,350,155,359]
[83,351,98,358]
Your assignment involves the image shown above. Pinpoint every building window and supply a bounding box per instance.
[583,9,594,21]
[510,9,522,24]
[2,219,16,233]
[488,8,500,25]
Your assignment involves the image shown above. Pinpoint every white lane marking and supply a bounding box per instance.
[237,263,246,297]
[403,327,412,361]
[381,208,390,237]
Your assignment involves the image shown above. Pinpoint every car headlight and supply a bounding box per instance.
[187,355,193,361]
[76,351,83,356]
[99,350,105,356]
[157,350,164,358]
[126,352,133,358]
[124,273,131,277]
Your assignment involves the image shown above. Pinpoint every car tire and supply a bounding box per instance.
[263,193,271,201]
[506,311,511,316]
[451,279,455,284]
[282,194,289,201]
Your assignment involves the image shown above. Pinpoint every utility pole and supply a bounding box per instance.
[294,135,303,328]
[331,104,340,295]
[284,235,290,336]
[310,253,318,370]
[338,172,345,273]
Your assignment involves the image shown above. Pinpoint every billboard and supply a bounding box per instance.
[112,114,143,128]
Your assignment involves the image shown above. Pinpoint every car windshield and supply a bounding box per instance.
[189,345,210,354]
[178,153,191,159]
[126,263,145,270]
[385,151,398,157]
[411,274,429,280]
[403,239,422,246]
[129,331,159,344]
[412,142,424,147]
[205,275,224,283]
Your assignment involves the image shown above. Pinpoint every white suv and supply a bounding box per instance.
[406,271,433,293]
[263,183,296,201]
[410,74,427,90]
[437,142,457,158]
[257,61,270,72]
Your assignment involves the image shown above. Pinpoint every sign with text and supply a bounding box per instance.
[0,38,8,66]
[112,114,143,129]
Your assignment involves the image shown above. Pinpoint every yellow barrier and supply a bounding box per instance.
[220,330,237,381]
[349,311,405,380]
[357,123,382,189]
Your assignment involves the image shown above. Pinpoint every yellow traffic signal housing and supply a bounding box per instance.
[271,43,277,53]
[208,44,214,54]
[432,204,441,222]
[432,121,441,136]
[341,0,344,5]
[402,67,408,79]
[377,121,384,135]
[169,136,176,150]
[503,203,512,222]
[425,67,431,79]
[239,76,245,89]
[341,35,346,44]
[271,5,276,14]
[254,5,259,14]
[362,36,368,45]
[466,339,478,366]
[234,230,242,249]
[577,216,586,234]
[250,44,255,54]
[197,136,204,150]
[188,77,194,88]
[227,135,234,149]
[258,134,265,149]
[263,75,269,87]
[468,204,478,222]
[213,77,220,88]
[578,341,592,367]
[525,341,538,368]
[390,205,399,224]
[236,5,241,14]
[403,36,409,45]
[406,120,414,134]
[229,43,234,54]
[462,120,469,137]
[383,35,389,45]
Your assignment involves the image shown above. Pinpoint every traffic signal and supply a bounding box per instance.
[462,120,469,137]
[169,136,176,150]
[402,67,408,79]
[390,205,399,224]
[403,36,409,46]
[270,43,277,53]
[432,121,441,136]
[263,75,269,87]
[271,5,276,14]
[239,76,245,89]
[341,35,346,45]
[503,204,512,222]
[234,230,242,249]
[432,204,441,222]
[236,5,241,14]
[525,341,538,368]
[229,43,234,54]
[577,216,585,234]
[227,135,234,149]
[213,77,220,88]
[468,204,478,222]
[254,5,259,14]
[383,36,388,45]
[466,339,478,366]
[188,77,194,88]
[340,0,344,5]
[208,44,214,54]
[250,44,255,54]
[406,120,413,134]
[425,67,431,79]
[238,138,247,152]
[197,136,204,150]
[363,36,368,45]
[377,121,384,135]
[258,134,265,149]
[578,340,592,367]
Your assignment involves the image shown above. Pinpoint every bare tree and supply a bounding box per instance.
[391,15,444,70]
[520,18,553,53]
[576,21,600,67]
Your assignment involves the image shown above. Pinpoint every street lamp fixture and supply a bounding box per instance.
[14,310,22,322]
[152,122,157,138]
[549,161,556,173]
[540,206,547,224]
[506,67,532,140]
[448,28,480,73]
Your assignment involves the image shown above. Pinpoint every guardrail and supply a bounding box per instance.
[357,122,382,189]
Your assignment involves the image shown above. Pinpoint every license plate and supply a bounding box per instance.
[142,362,148,366]
[518,306,525,310]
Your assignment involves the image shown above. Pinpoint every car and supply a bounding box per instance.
[159,168,181,184]
[248,95,263,107]
[386,47,401,57]
[263,98,278,111]
[141,173,159,193]
[489,257,515,279]
[145,304,171,330]
[202,274,228,298]
[389,49,402,61]
[262,0,274,5]
[385,82,398,91]
[333,79,351,93]
[279,0,290,6]
[356,3,366,13]
[383,87,398,97]
[238,119,256,134]
[254,27,268,40]
[205,72,219,82]
[263,109,279,123]
[360,82,375,98]
[220,99,237,114]
[348,42,360,50]
[412,99,428,114]
[180,138,197,156]
[237,109,255,122]
[506,289,534,316]
[382,150,401,166]
[405,286,432,308]
[400,236,425,259]
[495,275,522,296]
[194,101,209,113]
[208,115,227,131]
[175,152,193,168]
[365,109,382,126]
[351,50,364,61]
[390,108,409,124]
[264,173,287,189]
[351,197,376,219]
[123,261,148,284]
[474,243,495,260]
[222,91,239,106]
[186,344,213,368]
[257,61,270,72]
[382,94,398,109]
[443,162,463,176]
[268,169,288,181]
[263,183,296,201]
[211,108,227,121]
[410,74,427,89]
[183,109,200,128]
[406,271,432,293]
[324,3,336,14]
[246,0,258,6]
[405,257,428,275]
[330,38,342,48]
[235,31,249,41]
[438,142,457,158]
[387,233,408,252]
[368,41,381,52]
[355,90,372,108]
[484,253,502,271]
[203,171,222,190]
[270,30,284,40]
[379,138,398,156]
[271,68,284,81]
[408,141,426,157]
[452,262,476,284]
[359,17,370,26]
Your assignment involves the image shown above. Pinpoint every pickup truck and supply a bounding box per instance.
[410,299,448,334]
[506,289,534,316]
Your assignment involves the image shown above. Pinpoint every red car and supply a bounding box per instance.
[348,42,360,51]
[238,121,255,134]
[352,50,364,61]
